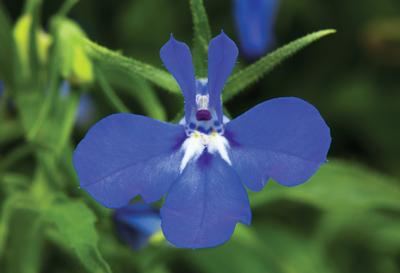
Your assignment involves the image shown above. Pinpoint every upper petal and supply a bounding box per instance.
[207,32,238,121]
[160,35,196,122]
[233,0,278,59]
[160,152,251,249]
[73,113,186,208]
[225,97,331,191]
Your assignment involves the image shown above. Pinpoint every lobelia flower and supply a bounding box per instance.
[233,0,279,59]
[113,203,162,249]
[73,31,331,248]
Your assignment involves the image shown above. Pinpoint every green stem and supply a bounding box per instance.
[57,0,79,17]
[96,67,130,113]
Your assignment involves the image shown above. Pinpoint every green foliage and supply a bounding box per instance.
[190,0,212,77]
[223,29,336,101]
[184,160,400,273]
[96,67,131,113]
[45,199,112,273]
[250,160,400,211]
[54,17,94,84]
[85,39,181,95]
[0,3,17,87]
[0,0,399,273]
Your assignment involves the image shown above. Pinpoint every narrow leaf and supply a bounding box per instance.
[223,29,336,101]
[190,0,212,77]
[85,39,180,95]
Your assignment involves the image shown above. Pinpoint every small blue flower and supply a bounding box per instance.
[0,80,4,98]
[73,32,331,249]
[60,80,95,127]
[234,0,279,59]
[113,203,162,249]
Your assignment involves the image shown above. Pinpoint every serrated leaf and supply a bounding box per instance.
[190,0,212,77]
[250,160,400,211]
[223,29,336,101]
[44,200,112,273]
[85,39,180,95]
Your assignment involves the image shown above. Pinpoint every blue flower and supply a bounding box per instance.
[60,80,95,127]
[113,203,162,249]
[234,0,279,59]
[0,80,4,97]
[73,32,331,249]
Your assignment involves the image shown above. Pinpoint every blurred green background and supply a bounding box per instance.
[0,0,400,273]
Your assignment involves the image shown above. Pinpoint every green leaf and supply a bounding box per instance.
[54,17,94,84]
[223,29,336,101]
[190,0,212,77]
[1,205,43,273]
[317,211,400,248]
[0,3,17,88]
[84,38,180,95]
[0,194,34,257]
[187,224,332,273]
[44,199,112,273]
[250,160,400,211]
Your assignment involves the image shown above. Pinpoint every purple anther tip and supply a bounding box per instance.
[196,110,212,121]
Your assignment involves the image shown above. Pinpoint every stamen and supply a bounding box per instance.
[180,130,232,172]
[196,94,209,110]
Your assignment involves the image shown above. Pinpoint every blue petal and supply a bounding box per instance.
[160,35,196,122]
[59,80,70,98]
[160,153,251,248]
[76,93,95,127]
[0,80,4,97]
[225,97,331,191]
[114,204,161,249]
[73,113,186,208]
[234,0,278,59]
[207,32,239,122]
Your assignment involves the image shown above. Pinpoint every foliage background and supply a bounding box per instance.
[0,0,400,273]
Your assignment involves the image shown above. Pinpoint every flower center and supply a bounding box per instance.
[184,94,223,135]
[179,78,231,172]
[179,130,231,173]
